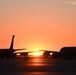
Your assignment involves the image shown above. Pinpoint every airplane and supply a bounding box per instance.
[40,47,76,60]
[0,35,27,58]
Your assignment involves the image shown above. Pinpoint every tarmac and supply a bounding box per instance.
[0,56,76,75]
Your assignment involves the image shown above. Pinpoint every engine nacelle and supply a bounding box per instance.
[52,52,60,59]
[20,52,28,57]
[43,51,50,57]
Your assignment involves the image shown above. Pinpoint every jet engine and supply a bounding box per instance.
[20,52,28,57]
[43,51,50,57]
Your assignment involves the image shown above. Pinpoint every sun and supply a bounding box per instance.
[33,51,42,56]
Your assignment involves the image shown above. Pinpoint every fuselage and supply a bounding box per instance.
[60,47,76,56]
[52,47,76,59]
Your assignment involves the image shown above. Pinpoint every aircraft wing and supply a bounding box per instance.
[14,48,26,51]
[40,50,76,55]
[13,50,39,53]
[13,51,29,54]
[40,50,68,55]
[40,50,59,53]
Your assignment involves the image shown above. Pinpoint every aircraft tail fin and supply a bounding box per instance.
[10,35,15,49]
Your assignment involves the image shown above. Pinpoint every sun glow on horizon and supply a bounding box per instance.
[29,51,44,56]
[33,52,42,56]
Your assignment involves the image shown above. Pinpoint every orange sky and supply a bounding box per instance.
[0,0,76,51]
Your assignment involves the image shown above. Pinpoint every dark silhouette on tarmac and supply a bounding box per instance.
[40,47,76,60]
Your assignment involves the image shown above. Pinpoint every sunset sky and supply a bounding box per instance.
[0,0,76,51]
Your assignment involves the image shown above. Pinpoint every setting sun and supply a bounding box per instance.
[28,51,44,56]
[33,52,42,56]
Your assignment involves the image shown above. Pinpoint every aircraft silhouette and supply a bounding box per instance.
[0,35,26,58]
[40,47,76,60]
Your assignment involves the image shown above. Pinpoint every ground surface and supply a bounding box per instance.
[0,56,76,75]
